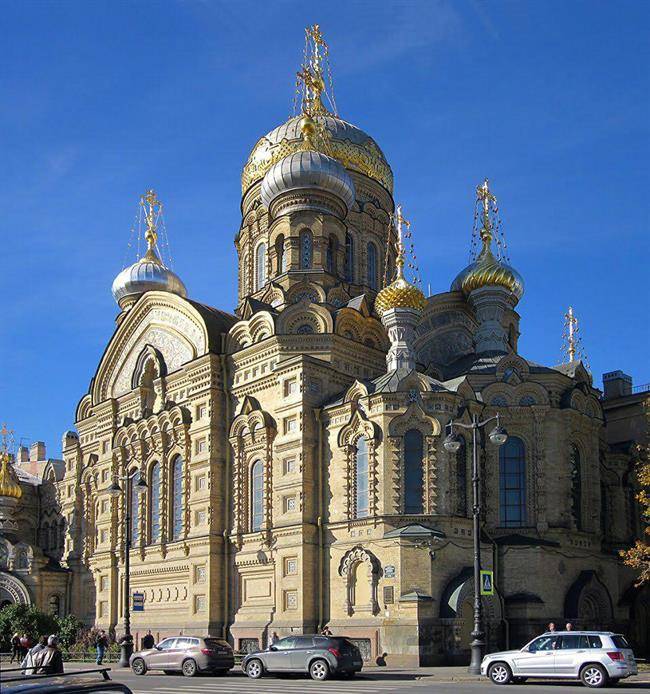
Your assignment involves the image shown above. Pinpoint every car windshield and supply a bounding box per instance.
[527,635,558,652]
[611,635,630,649]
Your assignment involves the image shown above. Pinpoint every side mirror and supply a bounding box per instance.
[269,645,277,651]
[155,645,162,651]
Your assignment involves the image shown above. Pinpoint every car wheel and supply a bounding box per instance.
[309,659,330,681]
[131,658,147,676]
[488,662,512,685]
[182,659,198,677]
[246,659,264,679]
[580,664,608,688]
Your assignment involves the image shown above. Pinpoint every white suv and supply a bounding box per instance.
[481,631,637,688]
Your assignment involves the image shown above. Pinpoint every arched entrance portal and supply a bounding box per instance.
[564,571,614,630]
[0,571,31,607]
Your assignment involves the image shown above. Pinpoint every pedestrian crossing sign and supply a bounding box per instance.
[480,570,494,595]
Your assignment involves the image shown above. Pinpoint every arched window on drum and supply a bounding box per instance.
[367,243,378,291]
[345,232,355,282]
[255,242,267,290]
[170,456,184,541]
[251,460,264,531]
[404,429,424,514]
[300,230,313,270]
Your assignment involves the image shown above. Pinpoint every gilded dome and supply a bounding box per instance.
[261,149,356,212]
[112,248,187,309]
[0,454,22,500]
[243,114,392,194]
[451,245,524,301]
[375,275,427,317]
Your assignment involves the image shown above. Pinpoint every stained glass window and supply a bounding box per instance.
[129,471,140,544]
[499,437,526,527]
[300,230,313,269]
[255,242,267,290]
[149,462,160,543]
[345,232,354,282]
[251,460,264,531]
[570,444,582,530]
[171,456,183,540]
[355,437,369,518]
[367,243,378,290]
[404,429,423,514]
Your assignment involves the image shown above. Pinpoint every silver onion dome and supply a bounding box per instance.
[112,248,187,309]
[261,150,356,213]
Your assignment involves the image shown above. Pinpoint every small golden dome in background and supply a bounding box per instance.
[0,453,22,500]
[451,244,524,301]
[375,275,427,317]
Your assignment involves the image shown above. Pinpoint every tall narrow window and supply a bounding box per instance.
[300,230,313,269]
[355,437,369,518]
[570,444,582,530]
[255,242,267,290]
[367,243,378,290]
[129,470,140,544]
[456,439,468,516]
[499,437,526,527]
[275,235,286,274]
[171,456,183,540]
[345,232,354,282]
[149,462,160,543]
[326,235,337,274]
[251,460,264,531]
[404,429,424,514]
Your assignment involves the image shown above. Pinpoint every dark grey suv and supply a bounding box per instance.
[242,635,363,680]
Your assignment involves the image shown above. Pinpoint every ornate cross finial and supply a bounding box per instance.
[562,305,590,368]
[0,424,12,454]
[476,178,496,246]
[140,189,162,251]
[296,24,335,117]
[394,204,410,276]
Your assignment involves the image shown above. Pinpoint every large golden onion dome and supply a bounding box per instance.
[0,453,22,500]
[375,205,427,317]
[451,244,524,300]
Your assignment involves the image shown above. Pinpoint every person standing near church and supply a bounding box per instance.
[142,630,155,650]
[95,630,109,665]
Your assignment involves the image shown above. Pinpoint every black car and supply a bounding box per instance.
[242,635,363,680]
[0,668,133,693]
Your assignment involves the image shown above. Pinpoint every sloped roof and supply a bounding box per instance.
[186,300,238,352]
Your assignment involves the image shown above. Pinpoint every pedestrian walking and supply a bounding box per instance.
[22,636,48,675]
[20,633,32,659]
[32,635,64,675]
[320,626,333,636]
[95,629,109,665]
[142,630,155,650]
[10,633,21,663]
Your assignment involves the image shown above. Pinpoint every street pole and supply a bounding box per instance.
[119,485,133,668]
[468,415,485,675]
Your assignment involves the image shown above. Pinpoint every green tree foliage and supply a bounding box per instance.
[0,604,84,651]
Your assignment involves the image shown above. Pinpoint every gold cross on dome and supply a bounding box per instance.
[0,423,12,453]
[141,189,162,249]
[476,178,496,244]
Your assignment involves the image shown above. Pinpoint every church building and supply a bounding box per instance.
[1,26,647,665]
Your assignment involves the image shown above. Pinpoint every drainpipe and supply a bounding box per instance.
[315,408,324,632]
[220,352,231,641]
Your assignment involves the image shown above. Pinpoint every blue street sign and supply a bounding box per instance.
[132,591,145,612]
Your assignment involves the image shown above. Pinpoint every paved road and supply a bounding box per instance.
[103,668,650,693]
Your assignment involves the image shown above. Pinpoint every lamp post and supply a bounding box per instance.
[107,470,147,668]
[443,413,508,675]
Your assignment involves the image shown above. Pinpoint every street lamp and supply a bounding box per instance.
[444,413,508,675]
[107,470,147,668]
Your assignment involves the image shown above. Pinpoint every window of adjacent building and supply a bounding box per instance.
[251,460,264,532]
[102,441,109,454]
[284,417,297,434]
[499,436,527,527]
[300,229,313,269]
[367,242,378,290]
[171,455,184,540]
[456,438,467,517]
[149,462,161,544]
[404,429,424,514]
[284,590,298,610]
[284,557,297,576]
[100,575,108,592]
[255,242,267,290]
[570,444,582,530]
[195,565,206,584]
[195,438,207,454]
[195,474,207,492]
[345,232,355,282]
[355,437,370,518]
[283,495,297,513]
[128,470,140,544]
[195,509,207,526]
[195,595,207,613]
[67,484,73,498]
[283,457,296,475]
[102,468,109,483]
[284,378,298,398]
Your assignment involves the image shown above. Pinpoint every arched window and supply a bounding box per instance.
[367,243,378,290]
[570,444,582,530]
[345,232,354,282]
[16,550,29,570]
[275,234,286,274]
[170,456,184,541]
[404,429,424,514]
[251,460,264,531]
[48,594,61,617]
[149,462,161,543]
[326,235,337,274]
[300,230,313,269]
[499,437,527,527]
[129,470,140,544]
[456,438,468,516]
[355,437,369,518]
[255,242,267,290]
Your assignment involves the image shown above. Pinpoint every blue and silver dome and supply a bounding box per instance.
[112,247,187,309]
[261,149,356,214]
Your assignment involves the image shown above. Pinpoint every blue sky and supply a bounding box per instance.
[1,0,648,457]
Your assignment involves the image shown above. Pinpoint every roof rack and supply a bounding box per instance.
[0,667,112,684]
